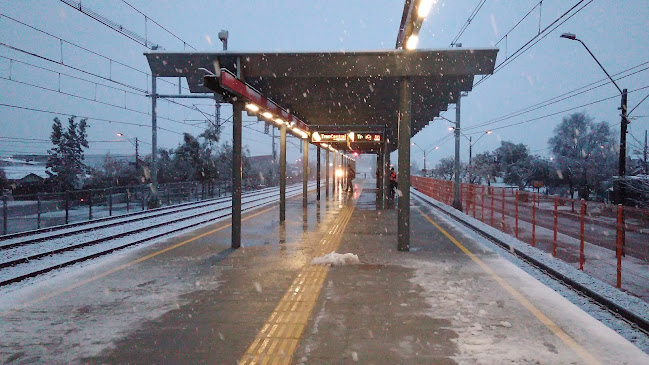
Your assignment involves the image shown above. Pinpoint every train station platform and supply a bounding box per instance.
[1,181,647,364]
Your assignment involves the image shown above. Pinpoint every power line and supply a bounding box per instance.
[0,136,147,144]
[449,0,488,46]
[0,102,183,135]
[0,55,144,98]
[465,59,649,131]
[468,84,649,134]
[0,41,147,93]
[0,74,204,130]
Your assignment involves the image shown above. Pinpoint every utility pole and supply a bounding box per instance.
[135,137,139,175]
[452,93,463,211]
[151,76,158,206]
[642,129,649,174]
[272,127,276,163]
[619,89,628,205]
[469,135,472,184]
[423,150,427,173]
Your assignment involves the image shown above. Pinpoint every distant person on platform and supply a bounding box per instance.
[346,164,356,193]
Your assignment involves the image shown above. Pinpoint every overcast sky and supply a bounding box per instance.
[1,0,648,168]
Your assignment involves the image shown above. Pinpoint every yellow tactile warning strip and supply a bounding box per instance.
[416,207,601,365]
[239,190,360,365]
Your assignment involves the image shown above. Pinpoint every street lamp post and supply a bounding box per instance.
[561,33,628,205]
[448,128,492,184]
[411,142,427,174]
[561,32,629,257]
[468,130,493,183]
[117,133,140,175]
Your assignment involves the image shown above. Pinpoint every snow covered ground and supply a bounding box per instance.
[0,183,314,287]
[412,189,649,354]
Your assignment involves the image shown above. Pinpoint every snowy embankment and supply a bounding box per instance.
[0,183,315,287]
[411,188,649,333]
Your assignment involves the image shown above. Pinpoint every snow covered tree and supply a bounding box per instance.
[431,157,456,180]
[495,141,533,188]
[0,169,7,189]
[468,151,498,185]
[47,117,89,191]
[548,112,617,199]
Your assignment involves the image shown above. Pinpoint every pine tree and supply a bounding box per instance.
[47,117,89,191]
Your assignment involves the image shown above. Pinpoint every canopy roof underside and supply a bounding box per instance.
[145,49,497,152]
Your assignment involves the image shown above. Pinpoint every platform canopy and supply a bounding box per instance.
[145,49,497,152]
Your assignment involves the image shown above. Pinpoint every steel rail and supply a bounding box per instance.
[0,185,311,286]
[0,185,288,250]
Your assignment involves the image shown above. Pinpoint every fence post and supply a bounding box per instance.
[472,184,477,218]
[501,188,505,232]
[532,194,536,247]
[490,187,494,227]
[616,204,623,288]
[65,191,70,225]
[2,195,7,235]
[141,185,145,211]
[37,193,42,229]
[481,186,485,222]
[126,189,130,213]
[579,200,586,270]
[515,190,519,239]
[553,196,558,257]
[108,187,113,216]
[166,185,171,206]
[88,189,93,220]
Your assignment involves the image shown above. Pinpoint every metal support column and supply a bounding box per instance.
[317,145,321,201]
[383,136,391,209]
[452,93,463,210]
[279,123,287,222]
[325,150,330,198]
[303,139,309,207]
[151,76,158,206]
[377,151,383,203]
[397,78,411,251]
[232,101,243,249]
[332,151,337,191]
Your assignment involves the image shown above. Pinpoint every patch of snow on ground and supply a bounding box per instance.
[311,252,360,266]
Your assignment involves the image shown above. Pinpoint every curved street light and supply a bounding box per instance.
[561,32,628,207]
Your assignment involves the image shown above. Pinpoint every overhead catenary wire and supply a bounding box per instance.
[58,0,161,50]
[0,13,184,92]
[0,53,210,121]
[474,0,594,88]
[119,0,196,50]
[449,0,488,47]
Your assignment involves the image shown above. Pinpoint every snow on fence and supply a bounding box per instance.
[412,176,649,301]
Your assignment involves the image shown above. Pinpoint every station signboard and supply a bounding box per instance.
[312,131,382,144]
[311,132,347,143]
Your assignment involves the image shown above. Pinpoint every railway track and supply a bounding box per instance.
[0,184,290,247]
[0,183,312,287]
[412,189,649,340]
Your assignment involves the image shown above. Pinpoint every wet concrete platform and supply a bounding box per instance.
[0,181,647,364]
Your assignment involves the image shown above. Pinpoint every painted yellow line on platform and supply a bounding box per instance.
[239,189,360,365]
[416,207,601,365]
[2,205,275,317]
